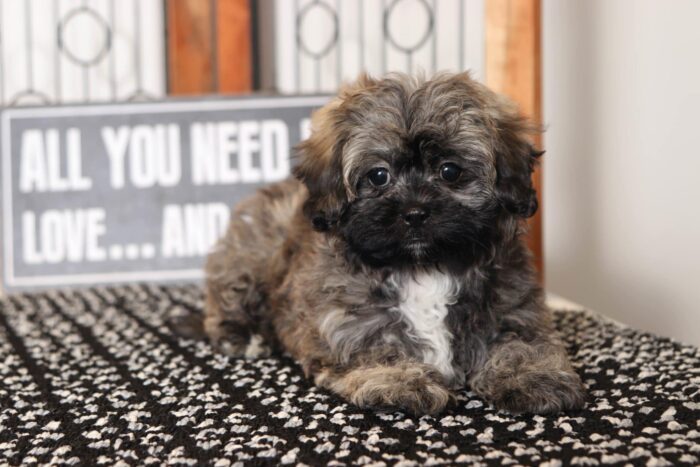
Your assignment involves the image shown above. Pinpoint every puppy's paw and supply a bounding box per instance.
[214,332,272,359]
[488,370,586,414]
[239,334,272,358]
[166,306,205,339]
[205,317,271,359]
[471,338,586,414]
[326,363,452,415]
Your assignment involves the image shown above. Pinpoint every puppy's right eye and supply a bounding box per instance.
[367,167,391,187]
[439,162,462,182]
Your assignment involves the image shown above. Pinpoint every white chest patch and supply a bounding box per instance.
[395,272,459,380]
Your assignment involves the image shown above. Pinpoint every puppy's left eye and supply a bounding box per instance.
[439,163,462,182]
[367,167,391,187]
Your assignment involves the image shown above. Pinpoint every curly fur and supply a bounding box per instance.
[201,72,586,415]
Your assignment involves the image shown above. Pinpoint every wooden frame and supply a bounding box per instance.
[485,0,544,280]
[166,0,252,95]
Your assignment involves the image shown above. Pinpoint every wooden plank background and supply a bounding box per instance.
[485,0,544,280]
[166,0,252,95]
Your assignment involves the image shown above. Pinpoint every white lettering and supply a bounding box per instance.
[19,128,91,192]
[21,209,107,264]
[161,203,230,258]
[102,126,130,189]
[189,120,290,185]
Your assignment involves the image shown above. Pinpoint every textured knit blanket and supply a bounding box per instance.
[0,285,698,466]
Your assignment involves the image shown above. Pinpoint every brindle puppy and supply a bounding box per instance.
[202,72,586,415]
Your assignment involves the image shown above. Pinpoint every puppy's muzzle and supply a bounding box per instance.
[402,207,430,227]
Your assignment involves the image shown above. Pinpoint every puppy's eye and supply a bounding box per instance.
[367,167,391,187]
[439,163,462,182]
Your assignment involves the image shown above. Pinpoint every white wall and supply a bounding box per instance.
[543,0,700,345]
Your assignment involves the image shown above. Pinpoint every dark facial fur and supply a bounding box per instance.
[295,73,540,271]
[201,72,585,416]
[340,172,499,269]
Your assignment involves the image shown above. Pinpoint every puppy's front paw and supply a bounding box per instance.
[325,363,452,415]
[205,317,271,359]
[471,338,586,414]
[487,370,586,414]
[216,333,272,359]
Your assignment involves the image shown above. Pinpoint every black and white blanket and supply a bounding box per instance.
[0,285,698,465]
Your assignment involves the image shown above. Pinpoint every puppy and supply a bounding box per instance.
[203,72,585,415]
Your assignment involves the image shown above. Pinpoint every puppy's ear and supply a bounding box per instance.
[294,74,376,231]
[491,100,542,218]
[294,102,347,231]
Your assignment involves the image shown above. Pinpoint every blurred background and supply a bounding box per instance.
[0,0,698,346]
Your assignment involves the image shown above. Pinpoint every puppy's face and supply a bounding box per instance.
[295,73,540,269]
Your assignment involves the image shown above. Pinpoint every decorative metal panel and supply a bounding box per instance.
[0,0,165,106]
[265,0,485,94]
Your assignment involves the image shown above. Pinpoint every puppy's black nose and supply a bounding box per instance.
[402,207,430,227]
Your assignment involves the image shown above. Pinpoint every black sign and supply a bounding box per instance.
[0,95,328,291]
